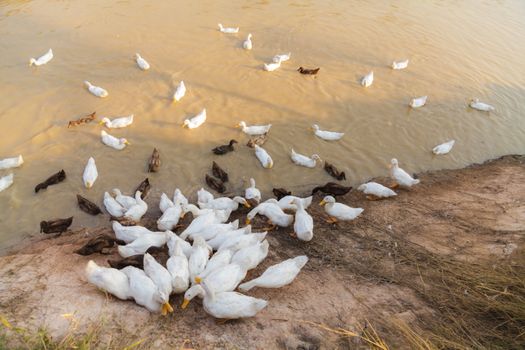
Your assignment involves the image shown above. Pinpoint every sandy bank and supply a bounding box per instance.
[0,155,524,349]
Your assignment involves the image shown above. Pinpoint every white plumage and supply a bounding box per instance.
[239,255,308,291]
[361,71,374,87]
[432,140,455,155]
[0,173,14,193]
[101,130,130,150]
[183,109,206,129]
[218,23,239,33]
[243,34,253,50]
[410,96,427,108]
[254,145,273,169]
[29,49,53,66]
[392,59,409,70]
[0,155,23,170]
[469,99,495,112]
[135,53,150,70]
[312,124,344,141]
[173,81,186,102]
[291,149,321,168]
[82,157,98,189]
[84,81,108,98]
[100,115,134,128]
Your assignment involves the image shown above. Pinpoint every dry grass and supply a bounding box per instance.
[0,314,146,350]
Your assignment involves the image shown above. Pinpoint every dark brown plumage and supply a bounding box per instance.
[74,234,124,256]
[205,174,225,193]
[77,194,102,215]
[40,216,73,234]
[67,112,96,128]
[273,188,291,200]
[298,67,320,75]
[324,162,346,181]
[246,133,268,148]
[107,246,169,269]
[134,178,150,199]
[212,161,228,182]
[312,182,352,197]
[34,170,66,193]
[212,139,238,155]
[148,148,161,172]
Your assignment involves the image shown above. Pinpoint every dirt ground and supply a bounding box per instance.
[0,155,523,349]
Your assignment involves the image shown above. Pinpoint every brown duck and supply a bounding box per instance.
[311,182,352,196]
[109,216,137,226]
[246,133,269,148]
[107,246,169,269]
[298,67,320,75]
[212,139,238,155]
[324,162,346,181]
[134,178,151,199]
[40,216,73,234]
[77,194,102,215]
[212,161,228,182]
[148,148,161,172]
[205,174,225,193]
[67,112,96,128]
[273,188,291,200]
[35,169,66,193]
[74,234,125,256]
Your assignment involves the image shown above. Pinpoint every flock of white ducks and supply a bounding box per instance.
[0,22,499,321]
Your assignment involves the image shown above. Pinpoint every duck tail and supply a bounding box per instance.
[238,280,256,292]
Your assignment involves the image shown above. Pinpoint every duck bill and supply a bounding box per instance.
[124,141,131,145]
[245,218,251,225]
[181,298,190,309]
[194,276,202,284]
[243,202,251,208]
[319,200,326,206]
[98,121,105,125]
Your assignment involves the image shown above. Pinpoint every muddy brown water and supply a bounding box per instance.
[1,0,524,249]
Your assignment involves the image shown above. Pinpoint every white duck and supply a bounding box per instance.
[182,281,267,319]
[143,253,173,314]
[312,124,344,141]
[113,189,137,209]
[195,249,234,283]
[273,53,291,63]
[231,240,269,270]
[103,192,126,217]
[199,196,250,211]
[207,225,252,251]
[357,182,397,199]
[469,99,495,112]
[265,195,313,211]
[179,208,230,240]
[157,203,183,231]
[112,221,154,243]
[239,255,308,291]
[121,266,168,314]
[124,191,148,221]
[101,130,129,150]
[320,196,364,223]
[237,121,272,135]
[361,71,374,87]
[263,59,281,72]
[118,232,169,257]
[187,221,239,241]
[390,158,420,188]
[167,240,190,294]
[173,188,189,206]
[197,187,214,205]
[392,59,409,70]
[84,81,108,98]
[135,53,150,70]
[196,263,247,295]
[254,145,273,169]
[0,174,14,193]
[0,155,23,170]
[82,157,98,189]
[217,231,267,253]
[218,23,239,33]
[291,149,321,168]
[243,34,252,50]
[182,108,206,129]
[432,140,455,155]
[188,236,210,283]
[29,49,53,66]
[85,260,130,300]
[167,231,192,258]
[293,199,314,241]
[245,178,261,204]
[159,193,175,213]
[99,115,134,128]
[410,96,427,108]
[246,202,293,228]
[173,81,186,102]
